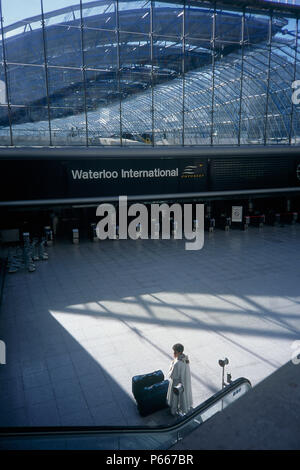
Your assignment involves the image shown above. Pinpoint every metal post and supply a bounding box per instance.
[221,364,224,410]
[79,0,89,147]
[0,3,13,146]
[289,18,298,145]
[210,3,216,146]
[40,0,53,146]
[263,10,273,146]
[116,0,123,146]
[237,9,245,146]
[182,0,186,147]
[150,0,154,146]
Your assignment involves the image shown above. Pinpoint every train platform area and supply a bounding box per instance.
[0,224,300,428]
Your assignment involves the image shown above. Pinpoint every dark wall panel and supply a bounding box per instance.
[0,150,299,205]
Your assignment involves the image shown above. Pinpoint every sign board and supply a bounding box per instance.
[232,206,243,222]
[0,157,207,202]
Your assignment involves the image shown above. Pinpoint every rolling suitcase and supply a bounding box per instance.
[137,380,169,417]
[132,370,164,401]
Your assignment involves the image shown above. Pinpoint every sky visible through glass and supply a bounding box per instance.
[1,0,79,26]
[1,0,300,28]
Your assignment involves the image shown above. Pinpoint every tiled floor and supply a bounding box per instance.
[0,224,300,427]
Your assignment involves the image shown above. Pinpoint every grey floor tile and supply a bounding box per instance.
[78,371,108,390]
[28,400,61,426]
[24,384,56,407]
[52,377,82,399]
[60,411,94,426]
[0,389,26,412]
[49,363,77,383]
[22,360,47,377]
[46,353,73,370]
[90,402,127,426]
[0,407,29,427]
[56,390,89,417]
[22,370,51,390]
[83,388,115,409]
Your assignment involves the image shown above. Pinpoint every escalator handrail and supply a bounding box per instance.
[0,377,251,438]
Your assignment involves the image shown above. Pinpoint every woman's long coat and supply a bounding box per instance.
[167,353,193,415]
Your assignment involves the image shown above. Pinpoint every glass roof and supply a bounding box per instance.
[0,0,299,146]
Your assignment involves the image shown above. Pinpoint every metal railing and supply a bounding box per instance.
[0,377,251,450]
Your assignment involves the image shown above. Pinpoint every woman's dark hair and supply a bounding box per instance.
[173,343,184,354]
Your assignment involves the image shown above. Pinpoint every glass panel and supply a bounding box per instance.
[243,46,271,78]
[10,105,50,145]
[265,15,296,144]
[87,99,121,146]
[240,76,267,145]
[86,69,120,146]
[47,67,84,108]
[118,0,151,34]
[184,38,212,74]
[271,17,297,65]
[42,0,82,68]
[1,0,43,65]
[154,74,183,146]
[292,25,300,144]
[184,37,213,146]
[46,30,82,67]
[153,35,182,77]
[119,31,151,145]
[49,42,82,69]
[244,11,271,45]
[292,18,300,144]
[185,4,213,41]
[153,1,184,38]
[82,0,116,30]
[291,105,300,144]
[153,29,183,145]
[1,0,42,28]
[85,68,118,110]
[50,107,86,146]
[6,64,47,106]
[266,58,294,142]
[3,21,44,65]
[0,67,7,104]
[0,105,11,144]
[120,32,151,72]
[239,45,270,144]
[266,112,291,144]
[184,72,212,146]
[122,83,152,146]
[212,51,242,145]
[215,9,242,45]
[83,29,117,70]
[42,0,80,21]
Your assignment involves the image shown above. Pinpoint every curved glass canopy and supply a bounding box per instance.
[0,0,299,146]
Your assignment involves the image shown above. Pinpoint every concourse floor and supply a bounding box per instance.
[0,224,300,427]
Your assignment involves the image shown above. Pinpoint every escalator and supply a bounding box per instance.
[0,377,251,450]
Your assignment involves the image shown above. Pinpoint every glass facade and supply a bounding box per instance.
[0,0,299,147]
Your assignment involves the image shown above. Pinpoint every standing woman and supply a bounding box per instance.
[167,343,193,416]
